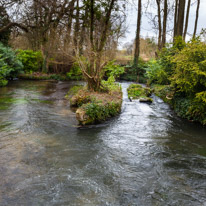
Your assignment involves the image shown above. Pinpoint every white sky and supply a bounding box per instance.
[119,0,206,47]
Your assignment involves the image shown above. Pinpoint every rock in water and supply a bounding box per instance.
[139,97,153,103]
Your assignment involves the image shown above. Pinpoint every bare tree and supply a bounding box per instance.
[183,0,191,40]
[134,0,142,68]
[156,0,162,50]
[162,0,168,48]
[76,0,122,91]
[193,0,200,38]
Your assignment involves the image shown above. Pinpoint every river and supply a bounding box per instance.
[0,80,205,206]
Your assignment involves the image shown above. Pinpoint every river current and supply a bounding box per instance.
[0,80,205,206]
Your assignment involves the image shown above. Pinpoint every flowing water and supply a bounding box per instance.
[0,80,205,206]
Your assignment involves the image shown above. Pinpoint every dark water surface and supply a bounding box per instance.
[0,80,205,206]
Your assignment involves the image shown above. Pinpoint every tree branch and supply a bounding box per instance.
[0,22,28,33]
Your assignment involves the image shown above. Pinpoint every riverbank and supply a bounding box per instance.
[18,72,83,81]
[152,84,206,126]
[69,83,122,125]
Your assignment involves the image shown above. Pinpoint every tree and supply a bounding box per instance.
[193,0,200,38]
[174,0,186,38]
[156,0,162,50]
[173,0,178,38]
[76,0,121,91]
[161,0,168,48]
[0,6,11,45]
[183,0,191,40]
[134,0,142,69]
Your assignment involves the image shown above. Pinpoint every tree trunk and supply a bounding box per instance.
[134,0,142,69]
[73,0,80,55]
[156,0,162,50]
[79,0,89,54]
[162,0,168,48]
[183,0,191,40]
[90,0,95,51]
[176,0,186,37]
[173,0,179,39]
[193,0,200,38]
[86,0,116,91]
[64,1,75,51]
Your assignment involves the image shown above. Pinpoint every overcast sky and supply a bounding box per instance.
[119,0,206,47]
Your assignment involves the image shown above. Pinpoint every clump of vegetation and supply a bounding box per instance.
[121,58,147,83]
[0,43,23,86]
[70,88,92,107]
[66,62,83,80]
[19,72,69,81]
[127,84,152,101]
[83,101,121,123]
[70,78,122,125]
[150,38,206,125]
[104,60,125,80]
[144,37,186,86]
[171,39,206,125]
[17,50,43,73]
[144,59,168,85]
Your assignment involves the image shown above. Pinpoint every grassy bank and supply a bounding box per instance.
[68,82,122,125]
[18,72,82,81]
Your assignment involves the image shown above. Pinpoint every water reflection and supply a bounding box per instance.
[0,81,205,206]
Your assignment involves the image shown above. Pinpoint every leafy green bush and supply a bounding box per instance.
[144,59,169,85]
[101,76,122,93]
[104,60,125,79]
[121,58,147,82]
[170,39,206,124]
[171,39,206,95]
[82,101,121,123]
[0,43,23,86]
[66,62,83,80]
[50,74,66,81]
[17,50,43,72]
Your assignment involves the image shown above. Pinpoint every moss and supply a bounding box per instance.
[70,84,122,125]
[127,84,152,100]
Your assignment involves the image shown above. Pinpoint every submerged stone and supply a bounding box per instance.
[139,97,153,103]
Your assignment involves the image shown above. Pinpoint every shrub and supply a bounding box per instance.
[0,43,23,86]
[170,39,206,125]
[82,101,121,123]
[120,58,147,82]
[171,39,206,96]
[50,74,66,81]
[66,62,83,80]
[104,60,125,79]
[101,76,122,94]
[144,59,169,85]
[17,50,43,72]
